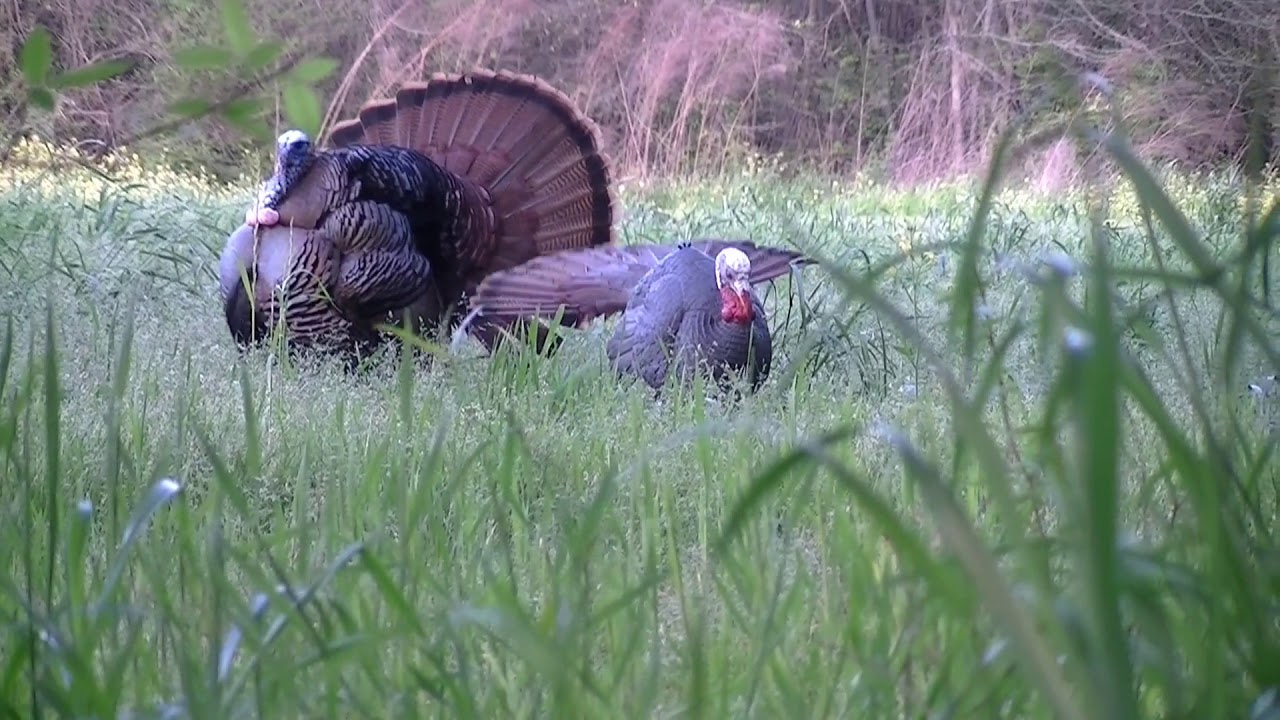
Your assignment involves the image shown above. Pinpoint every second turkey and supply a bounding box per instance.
[465,239,812,392]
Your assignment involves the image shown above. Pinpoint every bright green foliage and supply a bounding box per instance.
[13,0,335,152]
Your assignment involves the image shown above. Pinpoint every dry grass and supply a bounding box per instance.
[2,0,1277,184]
[575,0,791,177]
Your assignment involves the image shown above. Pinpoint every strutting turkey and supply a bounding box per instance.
[219,131,434,357]
[466,239,811,391]
[218,69,618,362]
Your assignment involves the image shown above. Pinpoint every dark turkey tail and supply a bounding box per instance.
[467,239,813,327]
[325,69,617,268]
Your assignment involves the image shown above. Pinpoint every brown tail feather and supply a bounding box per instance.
[469,240,812,326]
[324,69,616,283]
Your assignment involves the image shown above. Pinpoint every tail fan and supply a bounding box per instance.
[325,69,617,279]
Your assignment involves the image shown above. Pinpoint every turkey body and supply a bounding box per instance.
[607,245,773,391]
[219,201,430,357]
[218,69,617,361]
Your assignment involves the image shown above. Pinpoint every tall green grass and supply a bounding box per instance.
[0,134,1276,719]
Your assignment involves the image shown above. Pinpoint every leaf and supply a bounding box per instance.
[949,125,1017,362]
[174,44,234,70]
[289,57,340,84]
[222,97,262,124]
[716,425,854,550]
[244,40,285,72]
[889,432,1090,720]
[282,82,323,140]
[357,553,427,637]
[222,108,273,143]
[97,479,183,606]
[219,0,257,57]
[223,115,275,143]
[49,58,135,89]
[20,26,54,87]
[1073,220,1135,719]
[27,88,56,111]
[168,98,214,119]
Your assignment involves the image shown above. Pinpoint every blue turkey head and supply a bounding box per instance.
[247,130,314,227]
[270,129,313,198]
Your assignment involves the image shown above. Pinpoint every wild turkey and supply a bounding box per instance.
[218,69,617,360]
[467,240,810,391]
[221,131,433,357]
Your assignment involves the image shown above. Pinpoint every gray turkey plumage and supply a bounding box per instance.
[464,239,811,330]
[218,69,618,361]
[605,244,774,391]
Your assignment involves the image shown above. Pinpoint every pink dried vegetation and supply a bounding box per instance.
[580,0,792,176]
[322,0,535,131]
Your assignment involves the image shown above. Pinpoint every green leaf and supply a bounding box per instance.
[49,58,135,90]
[173,44,234,70]
[1073,221,1135,720]
[716,425,853,551]
[891,433,1090,720]
[222,97,262,123]
[221,98,270,139]
[97,479,183,606]
[219,0,257,57]
[244,40,285,72]
[28,87,56,111]
[168,98,213,119]
[20,26,54,87]
[282,82,322,139]
[289,57,340,84]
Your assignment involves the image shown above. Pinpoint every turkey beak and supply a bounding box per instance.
[730,276,753,317]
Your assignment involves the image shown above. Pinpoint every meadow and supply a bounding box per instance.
[0,136,1276,719]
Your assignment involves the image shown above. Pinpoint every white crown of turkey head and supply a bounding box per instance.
[274,130,313,178]
[714,246,755,324]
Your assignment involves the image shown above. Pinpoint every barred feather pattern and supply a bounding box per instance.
[320,201,434,320]
[221,195,436,357]
[270,146,487,272]
[219,224,350,351]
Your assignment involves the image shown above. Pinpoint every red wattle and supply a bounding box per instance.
[719,287,753,324]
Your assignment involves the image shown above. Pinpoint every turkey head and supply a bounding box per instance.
[715,247,756,325]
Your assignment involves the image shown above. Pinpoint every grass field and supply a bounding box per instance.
[1,136,1277,719]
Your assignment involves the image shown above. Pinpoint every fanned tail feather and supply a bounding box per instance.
[324,69,617,280]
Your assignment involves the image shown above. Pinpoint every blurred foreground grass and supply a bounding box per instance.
[0,135,1277,719]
